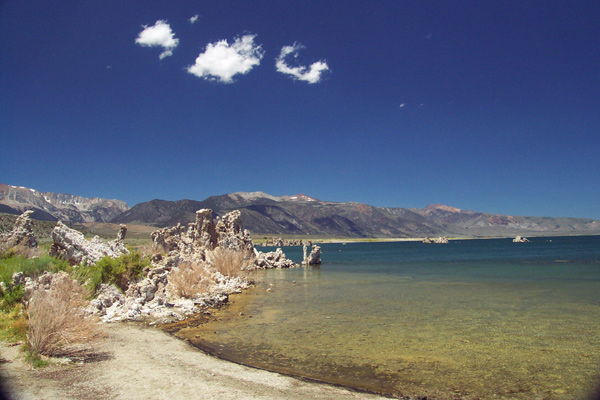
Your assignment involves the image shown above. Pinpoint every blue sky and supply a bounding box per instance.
[1,1,599,219]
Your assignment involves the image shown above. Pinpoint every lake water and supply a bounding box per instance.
[176,236,600,399]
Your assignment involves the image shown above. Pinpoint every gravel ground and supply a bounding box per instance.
[0,322,390,400]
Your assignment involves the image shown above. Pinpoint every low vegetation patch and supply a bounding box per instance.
[206,248,248,278]
[0,250,110,363]
[131,241,156,257]
[87,251,150,293]
[26,273,104,357]
[0,242,41,259]
[168,261,214,299]
[0,305,27,342]
[0,255,70,311]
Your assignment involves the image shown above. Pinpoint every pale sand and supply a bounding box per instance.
[0,322,390,400]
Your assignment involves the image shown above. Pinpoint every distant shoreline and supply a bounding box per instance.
[256,233,600,245]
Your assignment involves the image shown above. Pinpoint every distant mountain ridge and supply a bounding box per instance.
[3,184,599,237]
[112,192,600,238]
[0,183,129,223]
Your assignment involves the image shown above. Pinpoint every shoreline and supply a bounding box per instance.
[0,321,391,400]
[168,289,401,398]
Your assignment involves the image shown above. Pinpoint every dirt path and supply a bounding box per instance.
[0,322,390,400]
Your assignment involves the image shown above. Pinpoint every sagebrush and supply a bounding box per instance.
[167,261,214,299]
[26,274,104,357]
[206,248,247,278]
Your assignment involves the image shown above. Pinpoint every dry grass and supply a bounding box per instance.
[167,261,214,299]
[26,273,104,357]
[0,242,42,259]
[134,242,157,257]
[206,248,248,278]
[0,304,27,342]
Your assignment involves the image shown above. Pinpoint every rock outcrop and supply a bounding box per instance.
[303,244,322,265]
[424,236,449,244]
[263,238,310,247]
[151,209,296,269]
[0,210,38,249]
[11,270,72,300]
[89,209,297,323]
[215,210,254,254]
[152,209,234,261]
[49,221,129,265]
[254,248,298,269]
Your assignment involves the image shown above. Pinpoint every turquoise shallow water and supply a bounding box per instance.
[178,236,600,399]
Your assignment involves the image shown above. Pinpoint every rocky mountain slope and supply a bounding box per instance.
[0,183,129,223]
[111,192,600,238]
[408,204,600,237]
[4,184,599,238]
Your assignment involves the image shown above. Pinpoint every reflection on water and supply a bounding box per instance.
[175,237,600,399]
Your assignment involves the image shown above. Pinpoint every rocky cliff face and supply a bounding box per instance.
[0,183,129,223]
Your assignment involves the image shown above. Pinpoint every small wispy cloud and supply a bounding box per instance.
[187,34,264,83]
[275,43,329,84]
[399,103,405,108]
[135,20,179,59]
[189,15,199,24]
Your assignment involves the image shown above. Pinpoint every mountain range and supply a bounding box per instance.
[0,183,129,223]
[2,184,599,238]
[112,192,600,238]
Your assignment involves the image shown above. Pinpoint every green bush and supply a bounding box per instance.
[0,284,24,311]
[0,256,69,285]
[88,251,150,292]
[0,255,70,310]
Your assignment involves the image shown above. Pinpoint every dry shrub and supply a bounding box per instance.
[168,261,214,299]
[26,274,104,357]
[206,248,248,278]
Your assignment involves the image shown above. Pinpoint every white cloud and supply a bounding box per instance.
[187,34,264,83]
[135,20,179,59]
[189,15,199,24]
[399,103,405,108]
[275,43,329,84]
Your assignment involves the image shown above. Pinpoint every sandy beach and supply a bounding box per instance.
[0,322,389,400]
